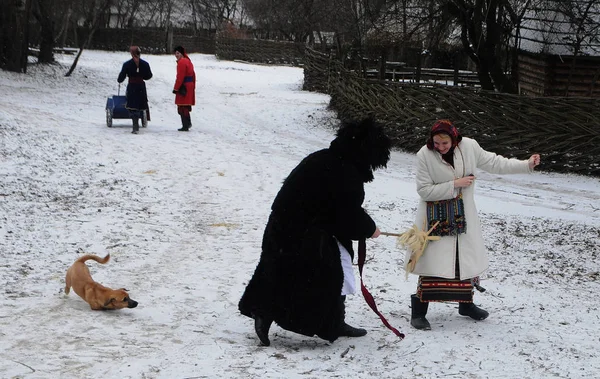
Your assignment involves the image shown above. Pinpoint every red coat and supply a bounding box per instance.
[173,56,196,106]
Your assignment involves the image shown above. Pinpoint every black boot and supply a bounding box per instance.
[338,296,367,337]
[458,302,489,320]
[177,114,189,131]
[185,115,192,130]
[253,313,272,346]
[132,117,139,134]
[410,294,431,330]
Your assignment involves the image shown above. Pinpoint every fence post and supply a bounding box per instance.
[379,49,387,81]
[453,54,459,86]
[416,53,422,84]
[166,25,173,54]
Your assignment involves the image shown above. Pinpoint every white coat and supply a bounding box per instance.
[406,137,532,280]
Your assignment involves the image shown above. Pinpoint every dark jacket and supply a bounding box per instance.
[238,118,391,342]
[117,58,152,111]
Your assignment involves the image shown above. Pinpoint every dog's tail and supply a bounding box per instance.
[75,254,110,265]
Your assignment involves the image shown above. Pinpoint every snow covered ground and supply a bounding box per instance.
[0,50,599,379]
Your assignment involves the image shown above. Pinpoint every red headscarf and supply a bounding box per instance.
[426,119,462,150]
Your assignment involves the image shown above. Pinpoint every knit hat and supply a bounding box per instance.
[426,119,462,150]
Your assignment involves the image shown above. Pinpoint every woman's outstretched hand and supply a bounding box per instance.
[529,154,541,169]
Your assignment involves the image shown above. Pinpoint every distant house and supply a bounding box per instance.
[517,2,600,97]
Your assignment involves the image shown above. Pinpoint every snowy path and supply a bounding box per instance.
[0,51,599,378]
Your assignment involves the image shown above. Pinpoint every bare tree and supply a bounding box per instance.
[189,0,244,30]
[65,0,111,76]
[242,0,335,42]
[440,0,524,92]
[142,0,177,28]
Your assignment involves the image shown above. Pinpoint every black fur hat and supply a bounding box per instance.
[330,117,392,182]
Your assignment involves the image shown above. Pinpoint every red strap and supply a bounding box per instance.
[358,239,405,340]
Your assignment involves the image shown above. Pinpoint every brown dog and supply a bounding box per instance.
[64,254,138,310]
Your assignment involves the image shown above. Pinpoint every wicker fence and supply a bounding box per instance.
[304,48,600,177]
[215,37,305,66]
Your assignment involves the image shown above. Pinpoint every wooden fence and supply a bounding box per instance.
[215,37,305,66]
[361,62,480,87]
[304,48,600,177]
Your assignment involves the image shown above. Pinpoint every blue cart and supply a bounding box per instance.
[105,85,148,128]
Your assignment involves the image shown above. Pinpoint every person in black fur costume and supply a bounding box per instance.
[238,118,392,346]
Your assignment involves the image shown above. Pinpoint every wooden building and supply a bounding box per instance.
[517,1,600,97]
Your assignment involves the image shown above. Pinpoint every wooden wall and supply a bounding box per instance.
[518,51,600,97]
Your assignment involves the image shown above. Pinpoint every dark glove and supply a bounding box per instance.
[172,89,177,94]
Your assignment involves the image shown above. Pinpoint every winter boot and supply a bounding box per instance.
[458,302,489,320]
[338,296,367,337]
[253,313,272,346]
[410,294,431,330]
[132,117,139,134]
[177,115,190,131]
[177,115,190,132]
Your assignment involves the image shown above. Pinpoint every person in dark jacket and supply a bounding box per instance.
[117,46,152,134]
[239,118,392,346]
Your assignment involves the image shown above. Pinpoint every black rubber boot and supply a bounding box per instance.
[410,294,431,330]
[253,314,272,346]
[132,117,139,134]
[458,302,489,320]
[177,114,189,131]
[338,296,367,337]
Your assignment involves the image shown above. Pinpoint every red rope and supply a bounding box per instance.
[358,239,405,340]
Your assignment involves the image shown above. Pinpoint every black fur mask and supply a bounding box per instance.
[329,118,392,182]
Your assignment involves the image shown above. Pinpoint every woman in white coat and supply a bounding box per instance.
[408,120,541,330]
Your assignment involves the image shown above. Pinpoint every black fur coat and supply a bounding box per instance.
[238,118,391,342]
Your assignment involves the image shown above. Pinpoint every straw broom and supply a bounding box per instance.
[381,221,440,279]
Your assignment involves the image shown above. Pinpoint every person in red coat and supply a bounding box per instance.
[172,46,196,131]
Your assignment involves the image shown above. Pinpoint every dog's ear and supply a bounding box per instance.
[103,298,115,307]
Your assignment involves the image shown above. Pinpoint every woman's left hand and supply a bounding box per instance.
[528,154,541,169]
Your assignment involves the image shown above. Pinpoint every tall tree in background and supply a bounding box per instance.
[65,0,111,76]
[242,0,318,41]
[1,0,33,73]
[443,0,520,92]
[190,0,245,31]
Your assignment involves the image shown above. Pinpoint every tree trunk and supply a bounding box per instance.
[475,60,495,91]
[1,0,32,73]
[33,0,56,63]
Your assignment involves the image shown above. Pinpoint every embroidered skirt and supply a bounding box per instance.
[417,276,474,302]
[417,242,475,303]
